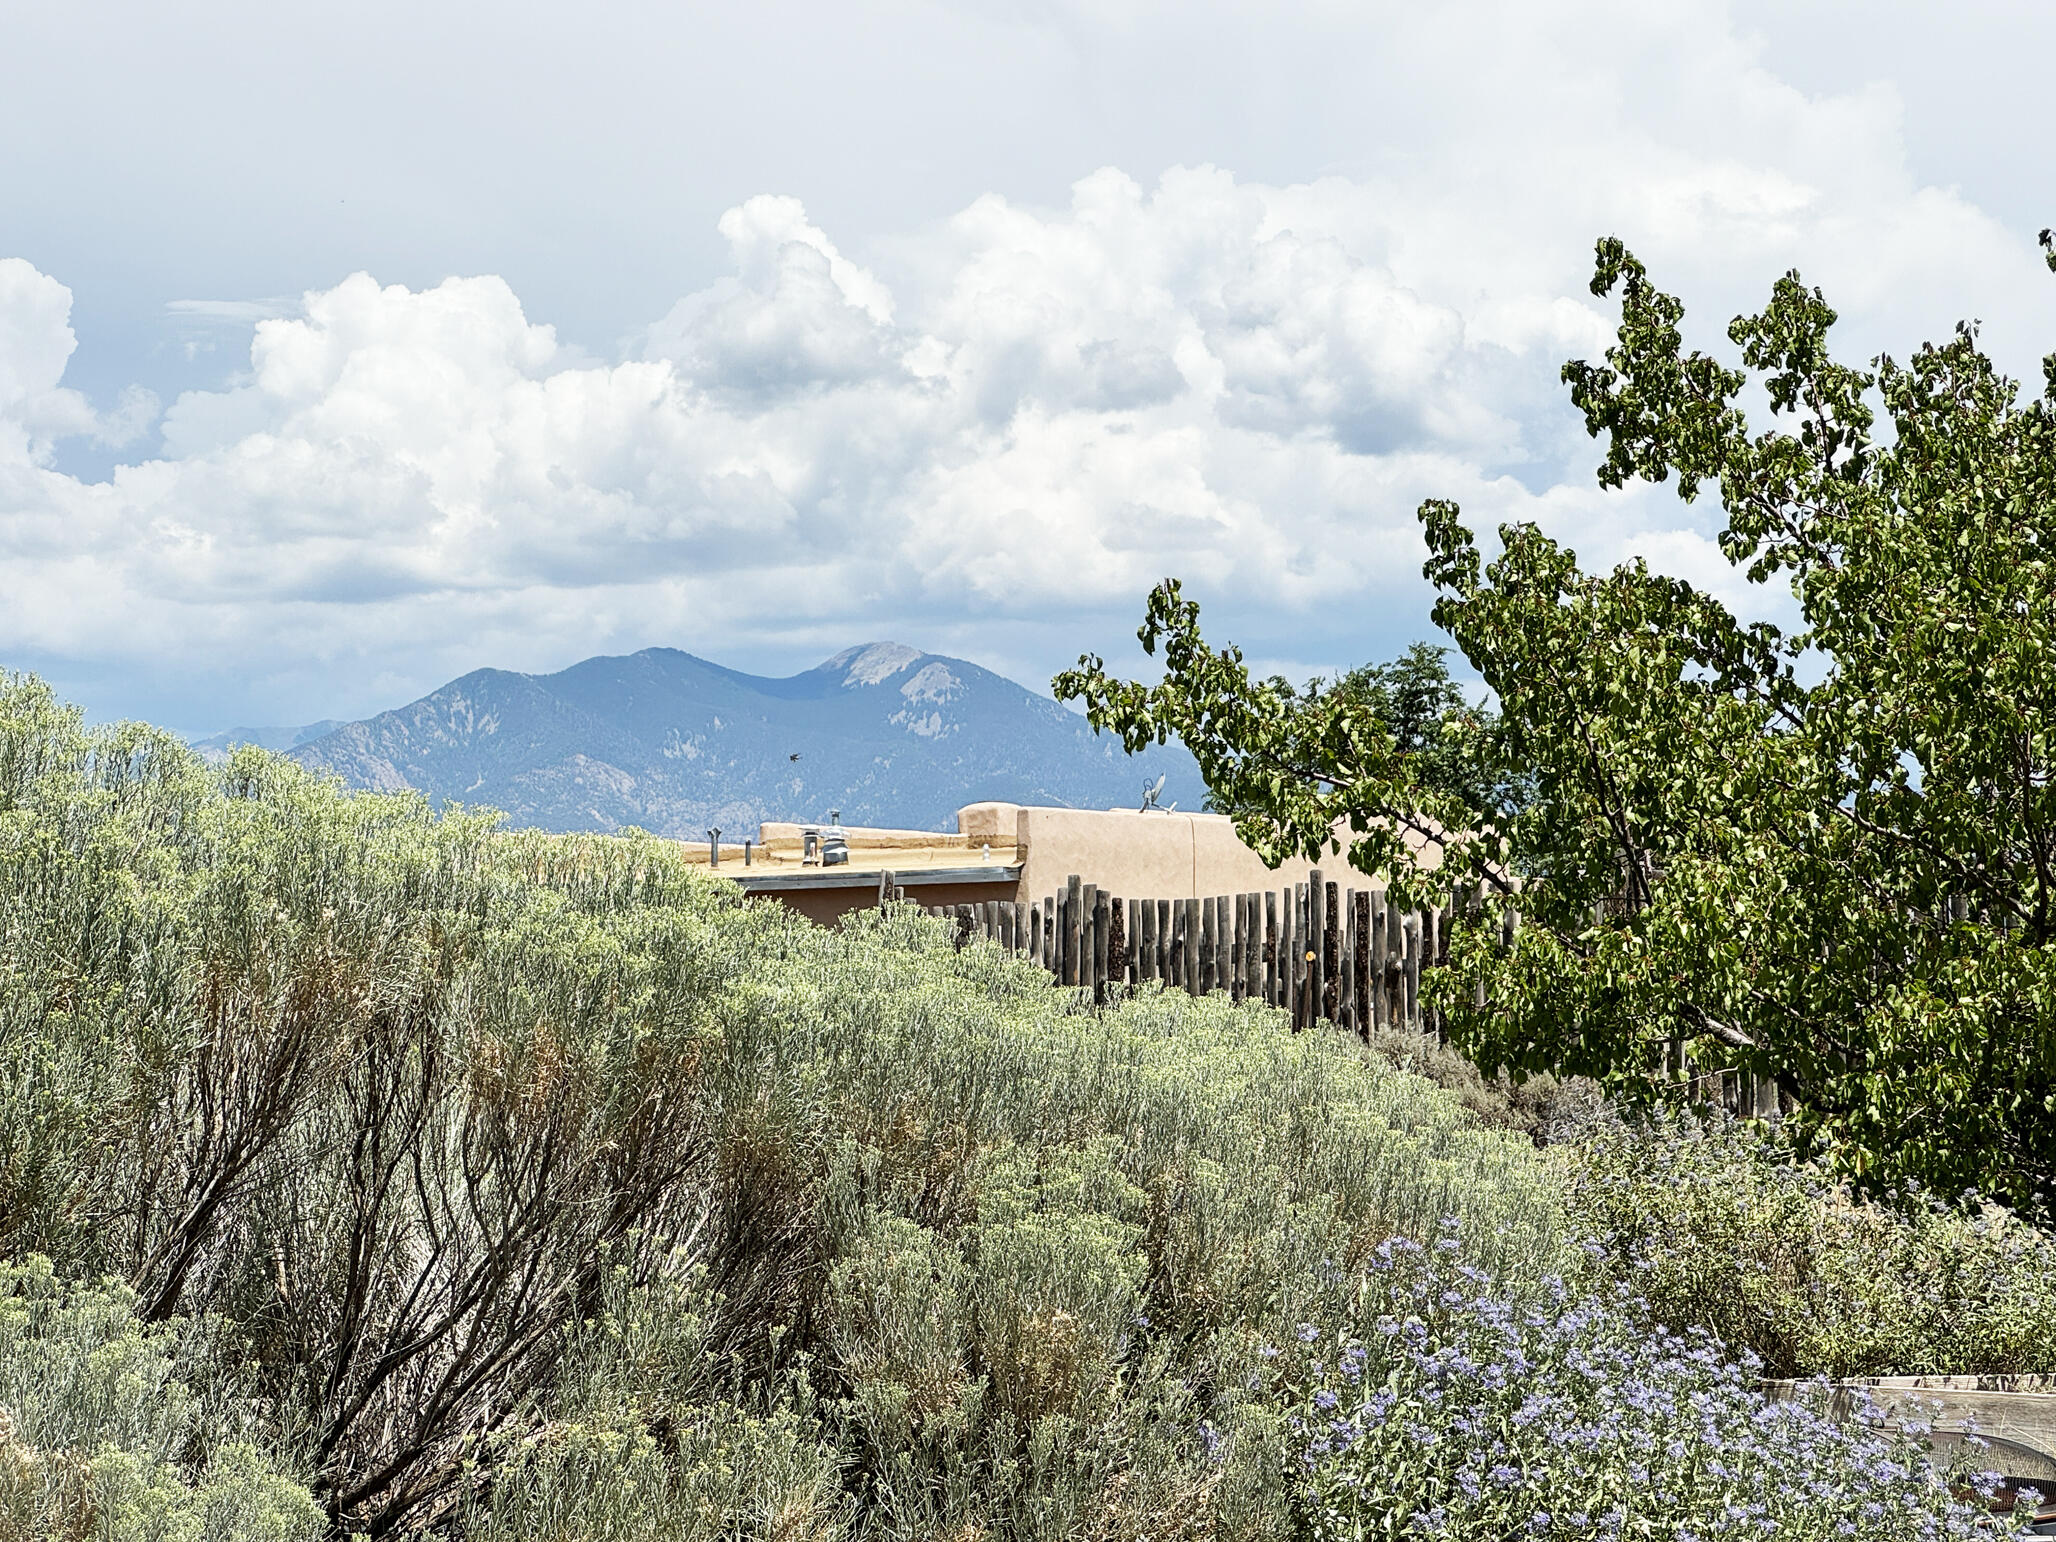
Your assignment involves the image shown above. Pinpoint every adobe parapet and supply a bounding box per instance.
[685,800,1439,926]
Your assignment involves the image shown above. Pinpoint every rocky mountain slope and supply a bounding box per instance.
[276,643,1205,835]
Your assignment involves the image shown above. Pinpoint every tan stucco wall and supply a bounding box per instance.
[958,802,1443,907]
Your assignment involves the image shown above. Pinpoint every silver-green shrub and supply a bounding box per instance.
[1566,1112,2056,1377]
[0,671,1570,1537]
[0,1256,322,1541]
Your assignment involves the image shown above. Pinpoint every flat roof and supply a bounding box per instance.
[729,863,1022,893]
[681,825,1022,885]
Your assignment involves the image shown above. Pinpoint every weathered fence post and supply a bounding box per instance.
[1405,910,1422,1034]
[1092,889,1110,1003]
[1265,890,1279,1006]
[1182,897,1200,994]
[1340,889,1357,1030]
[1282,888,1299,1032]
[1307,871,1326,1025]
[1217,892,1233,1003]
[1244,892,1261,1001]
[1063,875,1084,987]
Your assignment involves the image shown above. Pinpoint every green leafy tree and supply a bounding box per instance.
[1201,643,1515,823]
[1058,235,2056,1215]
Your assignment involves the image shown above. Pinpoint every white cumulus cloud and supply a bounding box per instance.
[4,2,2055,730]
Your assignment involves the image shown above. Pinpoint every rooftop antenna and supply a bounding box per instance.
[1140,774,1167,813]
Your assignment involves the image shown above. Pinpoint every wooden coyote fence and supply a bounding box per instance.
[894,867,1447,1037]
[877,866,1790,1118]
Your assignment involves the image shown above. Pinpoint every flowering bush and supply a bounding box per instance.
[1278,1228,2034,1541]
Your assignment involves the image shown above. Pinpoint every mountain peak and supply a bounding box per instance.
[285,641,1204,836]
[824,642,925,687]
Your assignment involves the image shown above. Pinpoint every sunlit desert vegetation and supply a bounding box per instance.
[0,673,2045,1540]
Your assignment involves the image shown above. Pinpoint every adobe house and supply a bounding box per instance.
[682,801,1437,926]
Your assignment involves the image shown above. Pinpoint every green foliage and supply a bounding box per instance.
[1203,643,1516,823]
[0,1257,322,1542]
[1567,1115,2056,1379]
[0,669,1569,1539]
[1057,238,2056,1214]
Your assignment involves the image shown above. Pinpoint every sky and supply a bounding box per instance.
[4,0,2054,735]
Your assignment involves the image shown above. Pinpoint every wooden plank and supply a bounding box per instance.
[1264,890,1279,1005]
[1307,870,1326,1025]
[1081,881,1099,993]
[1092,888,1110,1002]
[1301,882,1316,1027]
[1233,892,1250,1003]
[1211,894,1225,993]
[1114,897,1128,984]
[1229,893,1242,1001]
[1244,892,1262,1001]
[1266,892,1282,1028]
[1064,874,1084,987]
[1292,883,1309,1026]
[1405,910,1421,1033]
[1764,1378,2056,1483]
[1226,894,1241,1000]
[1340,889,1357,1031]
[1367,893,1384,1032]
[1228,892,1241,1001]
[1183,897,1201,995]
[1320,882,1332,1023]
[1383,894,1400,1029]
[1356,891,1372,1035]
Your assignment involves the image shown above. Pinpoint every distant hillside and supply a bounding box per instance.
[191,720,343,762]
[281,643,1206,836]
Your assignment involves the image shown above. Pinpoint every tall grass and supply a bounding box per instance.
[0,672,1567,1537]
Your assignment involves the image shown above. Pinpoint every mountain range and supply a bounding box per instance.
[198,643,1205,836]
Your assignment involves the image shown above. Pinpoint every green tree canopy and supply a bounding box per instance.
[1058,235,2056,1215]
[1200,643,1515,823]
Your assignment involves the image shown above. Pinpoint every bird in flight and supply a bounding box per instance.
[789,752,802,762]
